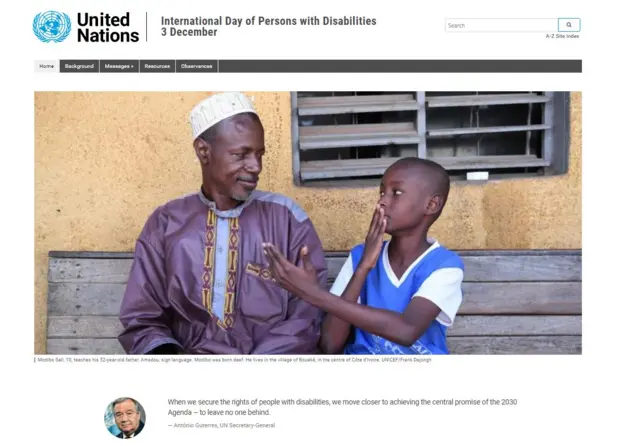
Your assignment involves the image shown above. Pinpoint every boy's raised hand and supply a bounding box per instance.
[359,204,387,271]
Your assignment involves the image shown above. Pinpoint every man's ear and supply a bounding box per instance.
[425,194,443,216]
[193,138,210,165]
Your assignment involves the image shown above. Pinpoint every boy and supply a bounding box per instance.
[263,157,464,354]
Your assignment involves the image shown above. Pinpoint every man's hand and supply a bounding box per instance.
[263,243,320,300]
[359,204,387,271]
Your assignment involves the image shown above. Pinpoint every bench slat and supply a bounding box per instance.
[451,315,581,336]
[48,282,581,316]
[49,259,133,283]
[48,253,581,284]
[460,282,581,314]
[49,316,123,338]
[46,335,581,355]
[48,338,125,355]
[447,336,581,355]
[48,283,125,315]
[447,255,581,282]
[47,315,582,338]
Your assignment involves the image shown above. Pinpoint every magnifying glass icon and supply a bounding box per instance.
[558,18,580,32]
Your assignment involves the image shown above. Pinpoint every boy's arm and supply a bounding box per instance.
[320,255,368,354]
[321,205,389,353]
[265,241,463,347]
[295,284,443,347]
[316,268,463,346]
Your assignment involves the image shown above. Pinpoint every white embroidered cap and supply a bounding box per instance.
[189,92,257,140]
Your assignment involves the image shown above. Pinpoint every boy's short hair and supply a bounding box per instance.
[388,157,450,212]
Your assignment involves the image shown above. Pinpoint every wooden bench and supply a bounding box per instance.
[46,249,582,354]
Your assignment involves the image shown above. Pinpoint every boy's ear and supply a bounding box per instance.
[425,194,444,216]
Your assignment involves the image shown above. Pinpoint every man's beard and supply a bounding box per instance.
[231,189,253,202]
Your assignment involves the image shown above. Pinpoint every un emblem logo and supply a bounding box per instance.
[33,11,72,43]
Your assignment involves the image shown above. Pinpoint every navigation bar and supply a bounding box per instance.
[45,59,581,73]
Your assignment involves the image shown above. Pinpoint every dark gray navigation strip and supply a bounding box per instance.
[56,59,582,73]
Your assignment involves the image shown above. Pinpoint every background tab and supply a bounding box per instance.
[176,60,218,73]
[140,60,176,73]
[35,60,58,73]
[60,60,100,73]
[218,59,582,73]
[100,60,140,73]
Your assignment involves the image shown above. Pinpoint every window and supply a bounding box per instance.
[291,92,570,186]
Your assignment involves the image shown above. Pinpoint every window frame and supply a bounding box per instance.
[291,91,571,187]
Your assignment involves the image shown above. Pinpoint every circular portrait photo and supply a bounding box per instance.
[104,397,146,439]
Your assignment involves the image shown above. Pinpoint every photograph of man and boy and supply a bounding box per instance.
[36,91,582,356]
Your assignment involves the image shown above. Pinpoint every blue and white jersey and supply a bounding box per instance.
[329,239,464,355]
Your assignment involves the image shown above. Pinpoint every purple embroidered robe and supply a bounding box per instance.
[118,190,327,354]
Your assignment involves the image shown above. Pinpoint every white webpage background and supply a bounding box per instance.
[1,0,637,445]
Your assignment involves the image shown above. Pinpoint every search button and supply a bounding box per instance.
[558,18,580,32]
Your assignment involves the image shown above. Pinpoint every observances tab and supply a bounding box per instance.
[176,60,217,72]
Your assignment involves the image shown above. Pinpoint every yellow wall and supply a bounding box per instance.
[34,91,582,353]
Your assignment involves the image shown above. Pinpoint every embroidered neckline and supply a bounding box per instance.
[197,188,256,218]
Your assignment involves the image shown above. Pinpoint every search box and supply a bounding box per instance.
[445,18,581,33]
